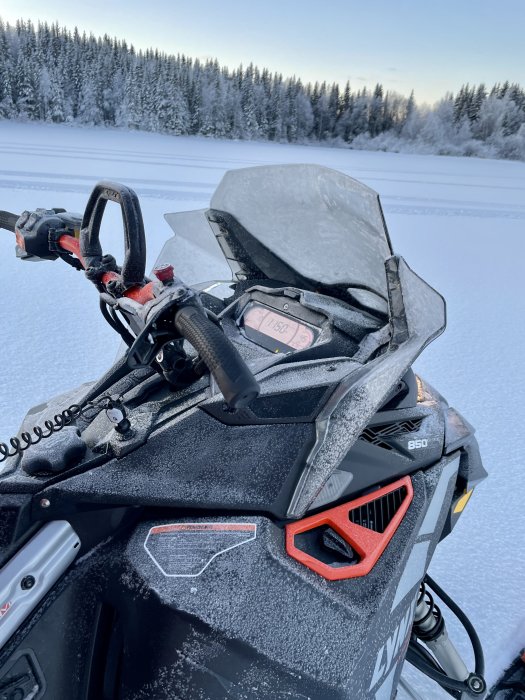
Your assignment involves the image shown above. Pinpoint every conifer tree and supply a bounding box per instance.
[49,71,65,122]
[0,17,523,160]
[368,84,384,137]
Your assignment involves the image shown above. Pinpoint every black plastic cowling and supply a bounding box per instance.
[174,305,260,409]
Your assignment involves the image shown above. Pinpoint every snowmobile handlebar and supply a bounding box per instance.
[0,210,18,233]
[1,184,156,304]
[2,184,260,408]
[174,305,260,409]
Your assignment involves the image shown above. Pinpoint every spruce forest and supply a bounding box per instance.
[1,19,525,161]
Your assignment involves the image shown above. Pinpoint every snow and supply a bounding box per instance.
[0,121,524,697]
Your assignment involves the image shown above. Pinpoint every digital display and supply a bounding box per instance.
[242,303,319,353]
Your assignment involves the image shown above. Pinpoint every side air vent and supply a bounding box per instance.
[360,418,424,450]
[285,476,413,581]
[349,486,407,533]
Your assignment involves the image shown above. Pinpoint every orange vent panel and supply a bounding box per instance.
[286,476,413,580]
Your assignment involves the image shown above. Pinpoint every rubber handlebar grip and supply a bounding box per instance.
[0,210,18,233]
[174,305,260,409]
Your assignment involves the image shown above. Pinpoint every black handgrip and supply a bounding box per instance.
[174,305,260,409]
[0,210,18,233]
[80,181,146,290]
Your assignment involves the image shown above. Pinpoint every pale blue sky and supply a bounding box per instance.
[1,0,524,104]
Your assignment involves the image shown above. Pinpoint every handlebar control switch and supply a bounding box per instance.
[15,209,82,263]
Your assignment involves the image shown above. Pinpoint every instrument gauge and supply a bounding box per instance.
[241,302,320,353]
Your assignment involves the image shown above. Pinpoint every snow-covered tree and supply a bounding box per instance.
[0,17,524,160]
[78,75,102,125]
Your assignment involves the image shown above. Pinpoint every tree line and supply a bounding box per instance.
[1,19,524,160]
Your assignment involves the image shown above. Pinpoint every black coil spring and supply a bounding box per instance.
[0,396,115,463]
[414,582,445,642]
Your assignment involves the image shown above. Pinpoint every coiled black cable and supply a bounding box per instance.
[0,395,117,462]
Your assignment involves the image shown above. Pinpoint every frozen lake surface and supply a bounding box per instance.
[0,121,523,697]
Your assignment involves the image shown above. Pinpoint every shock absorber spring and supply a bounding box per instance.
[408,576,486,697]
[414,582,445,641]
[414,582,469,682]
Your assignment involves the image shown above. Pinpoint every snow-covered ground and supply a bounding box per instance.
[0,121,524,697]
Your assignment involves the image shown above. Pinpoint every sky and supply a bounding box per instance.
[1,0,524,105]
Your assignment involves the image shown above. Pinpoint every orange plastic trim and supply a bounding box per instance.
[285,475,413,581]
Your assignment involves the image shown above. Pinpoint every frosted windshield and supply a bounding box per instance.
[162,164,392,301]
[211,164,392,296]
[162,210,233,286]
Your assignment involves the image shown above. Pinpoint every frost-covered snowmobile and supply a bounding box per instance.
[0,164,491,699]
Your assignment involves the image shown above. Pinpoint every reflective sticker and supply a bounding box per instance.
[453,489,473,514]
[391,456,460,613]
[371,598,415,690]
[0,602,10,619]
[144,523,257,577]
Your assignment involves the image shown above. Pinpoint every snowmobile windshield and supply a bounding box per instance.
[162,164,393,305]
[161,210,233,288]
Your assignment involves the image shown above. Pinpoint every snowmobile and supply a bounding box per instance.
[0,163,500,699]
